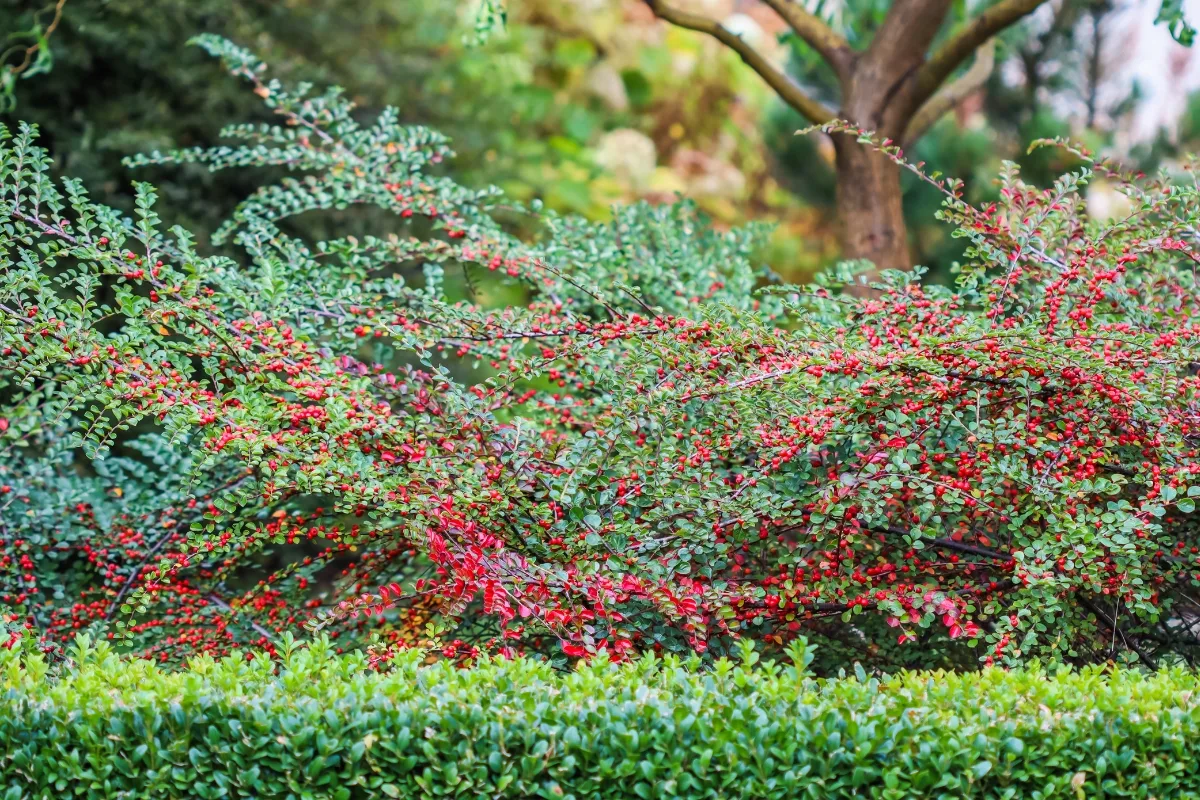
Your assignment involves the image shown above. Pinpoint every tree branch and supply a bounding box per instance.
[1078,595,1159,670]
[914,0,1051,111]
[757,0,854,79]
[207,593,277,643]
[833,0,953,132]
[902,38,995,145]
[870,526,1011,562]
[642,0,835,125]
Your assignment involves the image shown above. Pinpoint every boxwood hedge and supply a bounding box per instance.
[2,635,1199,799]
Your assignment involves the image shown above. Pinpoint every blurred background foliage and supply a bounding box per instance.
[4,0,1200,283]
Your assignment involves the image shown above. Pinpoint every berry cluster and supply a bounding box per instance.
[4,39,1200,672]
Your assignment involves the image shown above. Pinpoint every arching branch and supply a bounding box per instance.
[642,0,835,125]
[758,0,855,79]
[914,0,1051,111]
[903,38,996,145]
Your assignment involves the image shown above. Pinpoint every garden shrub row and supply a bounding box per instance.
[1,636,1199,799]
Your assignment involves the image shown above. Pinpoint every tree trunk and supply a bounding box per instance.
[828,0,952,278]
[832,132,910,273]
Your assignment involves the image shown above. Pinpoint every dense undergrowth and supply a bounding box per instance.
[5,37,1200,675]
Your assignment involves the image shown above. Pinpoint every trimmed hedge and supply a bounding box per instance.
[2,637,1200,799]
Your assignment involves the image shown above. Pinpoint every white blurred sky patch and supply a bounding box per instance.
[1018,0,1200,150]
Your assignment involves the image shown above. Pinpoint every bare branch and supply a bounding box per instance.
[642,0,835,125]
[870,526,1011,562]
[207,593,278,643]
[915,0,1051,110]
[2,0,67,83]
[902,37,995,145]
[1078,595,1159,670]
[757,0,855,79]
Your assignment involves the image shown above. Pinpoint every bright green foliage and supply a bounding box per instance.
[3,634,1200,798]
[1159,0,1198,46]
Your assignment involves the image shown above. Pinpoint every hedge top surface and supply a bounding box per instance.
[3,636,1200,798]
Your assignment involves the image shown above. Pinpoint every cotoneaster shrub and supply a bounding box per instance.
[5,37,1200,672]
[3,634,1200,799]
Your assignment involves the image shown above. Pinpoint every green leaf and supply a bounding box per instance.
[1158,0,1196,46]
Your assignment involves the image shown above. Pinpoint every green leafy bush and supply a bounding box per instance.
[2,634,1200,798]
[9,35,1200,674]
